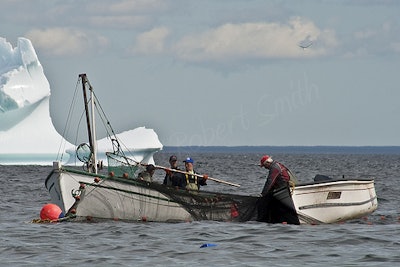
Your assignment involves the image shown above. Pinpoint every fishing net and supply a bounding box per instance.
[104,152,256,221]
[148,182,259,222]
[256,187,300,224]
[102,152,299,224]
[106,152,139,178]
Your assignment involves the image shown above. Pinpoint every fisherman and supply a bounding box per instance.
[163,155,185,188]
[183,157,208,191]
[138,164,156,182]
[258,155,300,224]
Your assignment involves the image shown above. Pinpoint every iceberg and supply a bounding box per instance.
[0,37,66,162]
[66,127,163,166]
[0,37,162,165]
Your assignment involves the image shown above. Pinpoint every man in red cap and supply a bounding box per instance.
[259,155,291,196]
[258,155,300,224]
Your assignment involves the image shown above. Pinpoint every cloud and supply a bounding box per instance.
[347,21,400,57]
[354,29,377,40]
[25,28,109,57]
[106,0,167,13]
[89,15,151,29]
[172,17,337,62]
[86,0,167,29]
[131,27,170,54]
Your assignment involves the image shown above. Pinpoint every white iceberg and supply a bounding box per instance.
[0,37,64,160]
[0,37,163,165]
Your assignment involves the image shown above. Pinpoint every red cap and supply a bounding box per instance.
[260,155,272,166]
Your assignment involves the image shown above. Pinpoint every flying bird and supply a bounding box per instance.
[298,41,313,50]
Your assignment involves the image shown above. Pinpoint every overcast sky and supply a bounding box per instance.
[2,0,400,146]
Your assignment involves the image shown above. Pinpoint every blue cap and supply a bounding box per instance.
[183,157,194,163]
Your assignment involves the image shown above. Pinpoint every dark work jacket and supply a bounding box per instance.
[163,167,185,189]
[261,161,290,196]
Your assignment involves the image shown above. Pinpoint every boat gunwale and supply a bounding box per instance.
[47,166,257,200]
[296,178,375,189]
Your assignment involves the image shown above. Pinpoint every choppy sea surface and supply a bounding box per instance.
[1,149,399,266]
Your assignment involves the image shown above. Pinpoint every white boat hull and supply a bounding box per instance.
[293,180,378,224]
[46,163,378,224]
[45,163,96,216]
[45,166,192,222]
[75,179,192,222]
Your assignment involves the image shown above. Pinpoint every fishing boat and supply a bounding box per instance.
[293,177,377,224]
[44,74,377,224]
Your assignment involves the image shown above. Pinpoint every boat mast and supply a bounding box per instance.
[90,79,97,174]
[79,73,97,173]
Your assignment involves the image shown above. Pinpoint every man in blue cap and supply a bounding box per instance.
[183,157,208,191]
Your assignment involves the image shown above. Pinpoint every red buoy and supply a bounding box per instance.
[230,204,239,218]
[40,203,63,221]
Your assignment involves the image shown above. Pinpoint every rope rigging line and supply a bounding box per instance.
[90,90,133,163]
[56,78,81,162]
[90,91,148,164]
[57,74,145,169]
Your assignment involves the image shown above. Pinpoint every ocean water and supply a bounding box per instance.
[1,151,399,266]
